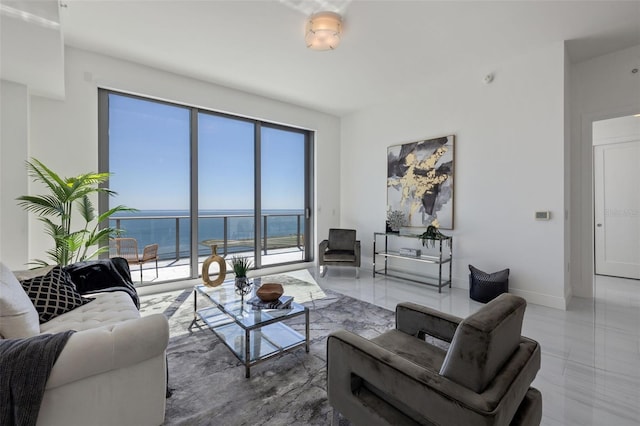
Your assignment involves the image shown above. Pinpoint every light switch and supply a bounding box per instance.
[535,211,551,220]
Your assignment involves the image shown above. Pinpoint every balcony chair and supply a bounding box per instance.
[318,228,361,278]
[110,237,159,282]
[327,293,542,426]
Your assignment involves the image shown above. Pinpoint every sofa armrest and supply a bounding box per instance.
[45,313,169,389]
[396,302,461,342]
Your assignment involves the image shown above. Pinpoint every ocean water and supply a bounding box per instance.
[109,209,305,259]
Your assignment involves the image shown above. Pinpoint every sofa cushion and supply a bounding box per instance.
[0,262,40,338]
[20,266,93,324]
[40,291,140,333]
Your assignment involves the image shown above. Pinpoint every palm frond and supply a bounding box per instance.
[27,259,52,268]
[97,205,137,223]
[82,246,110,261]
[17,195,65,217]
[78,195,96,223]
[25,159,66,191]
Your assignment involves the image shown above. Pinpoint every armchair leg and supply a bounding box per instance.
[320,265,327,277]
[155,258,158,278]
[355,267,360,279]
[139,265,143,283]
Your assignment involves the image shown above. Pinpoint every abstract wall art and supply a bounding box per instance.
[387,135,455,230]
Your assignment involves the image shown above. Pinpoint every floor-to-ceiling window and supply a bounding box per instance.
[99,90,312,284]
[260,125,307,267]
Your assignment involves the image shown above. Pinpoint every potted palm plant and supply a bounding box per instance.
[16,158,134,266]
[230,255,253,297]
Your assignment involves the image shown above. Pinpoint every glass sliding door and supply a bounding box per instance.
[259,125,308,267]
[198,112,255,270]
[105,92,191,283]
[100,89,312,284]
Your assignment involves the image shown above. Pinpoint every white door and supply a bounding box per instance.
[594,140,640,279]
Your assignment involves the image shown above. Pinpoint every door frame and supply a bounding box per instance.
[584,107,640,298]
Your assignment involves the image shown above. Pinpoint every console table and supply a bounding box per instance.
[373,232,452,292]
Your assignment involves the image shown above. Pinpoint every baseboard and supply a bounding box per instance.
[508,288,568,310]
[450,276,567,310]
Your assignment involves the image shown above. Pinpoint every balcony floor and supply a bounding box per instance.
[128,247,306,285]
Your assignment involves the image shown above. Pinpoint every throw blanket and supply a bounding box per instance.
[64,258,140,309]
[0,331,74,426]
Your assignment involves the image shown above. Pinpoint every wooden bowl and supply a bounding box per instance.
[257,283,284,302]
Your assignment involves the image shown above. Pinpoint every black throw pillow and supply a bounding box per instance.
[469,265,510,283]
[20,266,93,324]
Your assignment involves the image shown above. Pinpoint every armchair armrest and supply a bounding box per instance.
[328,329,541,426]
[396,302,461,342]
[318,240,329,262]
[45,313,169,389]
[328,329,489,425]
[354,241,361,267]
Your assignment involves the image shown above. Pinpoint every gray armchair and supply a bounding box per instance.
[327,293,542,425]
[319,228,361,278]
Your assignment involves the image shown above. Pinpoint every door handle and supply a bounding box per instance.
[596,223,603,227]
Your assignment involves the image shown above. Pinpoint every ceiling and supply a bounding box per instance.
[28,1,640,115]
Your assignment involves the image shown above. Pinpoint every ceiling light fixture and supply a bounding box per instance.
[305,11,342,51]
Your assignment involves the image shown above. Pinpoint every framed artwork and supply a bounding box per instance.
[387,135,455,230]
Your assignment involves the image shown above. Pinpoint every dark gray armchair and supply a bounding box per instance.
[327,293,542,425]
[319,228,361,278]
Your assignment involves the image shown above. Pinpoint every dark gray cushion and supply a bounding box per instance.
[328,228,356,251]
[439,293,526,393]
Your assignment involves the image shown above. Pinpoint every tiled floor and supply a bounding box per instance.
[314,267,640,426]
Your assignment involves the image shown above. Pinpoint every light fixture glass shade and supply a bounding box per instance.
[305,11,342,51]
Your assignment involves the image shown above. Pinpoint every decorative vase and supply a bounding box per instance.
[257,283,284,302]
[202,245,226,287]
[234,276,252,298]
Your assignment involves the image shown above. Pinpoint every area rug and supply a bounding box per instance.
[139,273,395,425]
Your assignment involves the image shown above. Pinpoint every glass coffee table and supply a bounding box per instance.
[190,280,310,378]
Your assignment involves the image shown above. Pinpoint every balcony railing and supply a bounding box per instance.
[109,212,305,261]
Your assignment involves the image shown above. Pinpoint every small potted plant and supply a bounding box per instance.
[230,255,253,297]
[418,225,450,248]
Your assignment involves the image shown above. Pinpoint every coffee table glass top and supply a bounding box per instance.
[194,282,305,329]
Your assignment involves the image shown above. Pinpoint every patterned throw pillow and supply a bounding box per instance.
[20,266,93,323]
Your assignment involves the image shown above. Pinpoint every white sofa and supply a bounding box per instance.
[0,262,169,426]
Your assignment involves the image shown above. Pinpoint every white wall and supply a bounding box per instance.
[0,80,30,269]
[25,47,341,266]
[341,42,568,309]
[570,44,640,298]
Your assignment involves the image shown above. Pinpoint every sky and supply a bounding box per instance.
[108,93,305,212]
